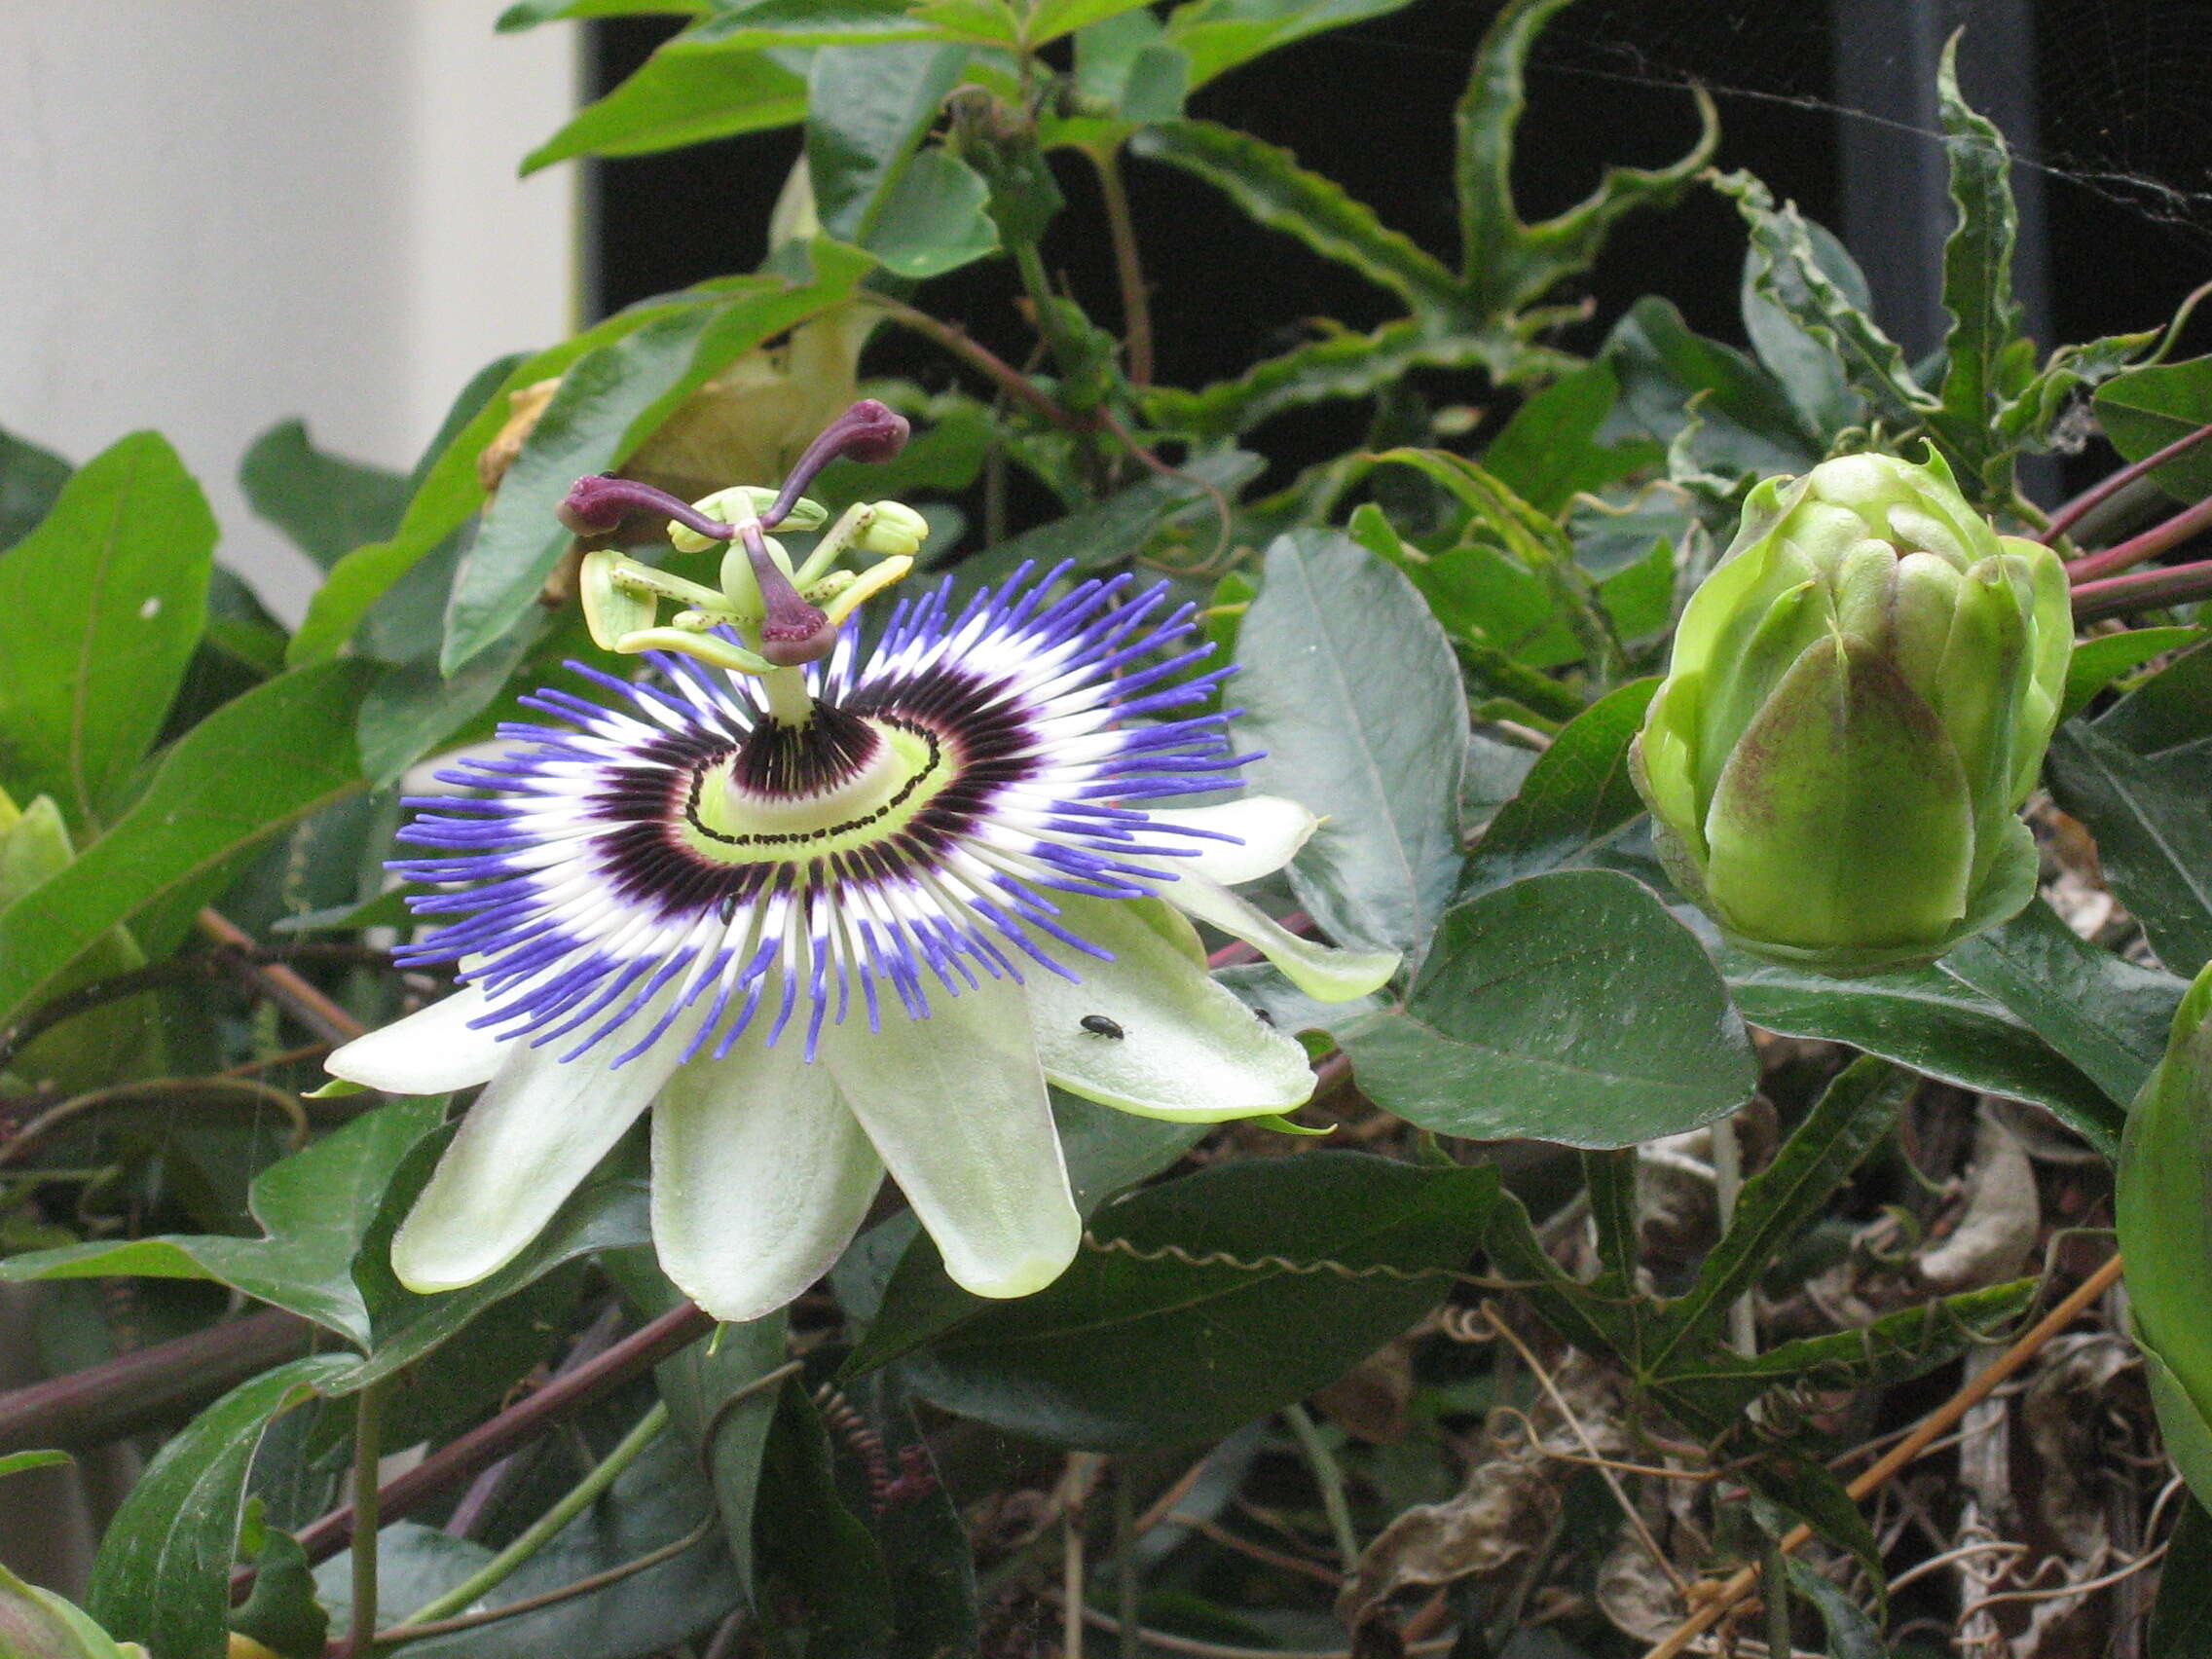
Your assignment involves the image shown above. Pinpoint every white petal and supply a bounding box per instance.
[1028,894,1317,1122]
[1143,795,1317,884]
[650,1023,884,1323]
[390,1006,695,1292]
[823,972,1080,1301]
[325,983,507,1094]
[1164,871,1400,1003]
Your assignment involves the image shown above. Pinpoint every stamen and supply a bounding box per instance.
[761,398,910,530]
[557,474,739,542]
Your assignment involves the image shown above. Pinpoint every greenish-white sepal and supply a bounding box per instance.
[1143,794,1316,884]
[325,983,506,1095]
[1161,869,1400,1002]
[825,972,1080,1300]
[1253,1114,1334,1137]
[303,1078,368,1100]
[1028,894,1317,1124]
[390,1002,696,1292]
[650,1016,884,1323]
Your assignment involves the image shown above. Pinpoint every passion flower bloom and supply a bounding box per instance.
[1631,448,2070,975]
[329,563,1396,1320]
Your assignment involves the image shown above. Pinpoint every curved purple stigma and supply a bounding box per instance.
[760,398,911,530]
[556,474,739,542]
[741,520,834,668]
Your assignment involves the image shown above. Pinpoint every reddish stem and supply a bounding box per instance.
[2064,493,2212,582]
[2070,554,2212,623]
[2041,422,2212,545]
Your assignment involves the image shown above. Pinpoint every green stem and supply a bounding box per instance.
[1281,1403,1358,1572]
[1087,144,1153,388]
[1764,1544,1792,1658]
[401,1401,671,1628]
[1114,1467,1140,1659]
[348,1379,391,1658]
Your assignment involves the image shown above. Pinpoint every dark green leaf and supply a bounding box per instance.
[753,1380,896,1652]
[1342,870,1757,1147]
[1237,528,1468,959]
[808,43,970,241]
[356,607,550,789]
[2062,626,2207,720]
[906,1153,1498,1447]
[1602,296,1819,478]
[865,148,1000,277]
[1741,222,1868,439]
[442,250,867,672]
[0,430,214,830]
[1459,679,1657,897]
[499,0,713,28]
[1785,1560,1892,1658]
[1653,1058,1911,1364]
[0,424,72,552]
[682,0,956,50]
[0,659,375,1030]
[87,1355,352,1659]
[1130,121,1460,319]
[1942,899,2187,1108]
[0,1449,71,1481]
[1455,0,1715,320]
[2094,355,2212,504]
[239,421,409,569]
[0,1096,446,1346]
[1932,38,2026,494]
[840,1369,978,1658]
[2099,639,2212,754]
[2046,719,2212,976]
[1723,948,2125,1156]
[2151,1496,2212,1658]
[1480,361,1662,515]
[1163,0,1418,90]
[525,44,806,171]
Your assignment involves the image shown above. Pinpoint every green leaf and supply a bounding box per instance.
[808,43,970,242]
[289,296,723,665]
[0,1096,446,1346]
[1481,361,1662,515]
[356,607,551,790]
[1029,0,1157,41]
[239,421,409,569]
[1459,678,1657,897]
[752,1380,896,1649]
[1455,0,1716,321]
[1741,222,1868,439]
[1129,121,1461,319]
[2094,355,2212,504]
[2063,626,2208,720]
[499,0,713,28]
[1602,296,1820,479]
[1931,36,2027,495]
[950,446,1260,586]
[1784,1560,1892,1659]
[0,431,214,831]
[441,251,869,673]
[229,1528,328,1659]
[0,1449,71,1481]
[1163,0,1418,91]
[0,659,375,1031]
[2046,719,2212,977]
[0,424,72,552]
[1236,528,1468,959]
[1721,948,2125,1155]
[866,147,1000,277]
[87,1355,353,1659]
[905,1153,1499,1447]
[1942,898,2188,1109]
[2150,1495,2212,1658]
[1717,170,1937,431]
[1342,869,1757,1147]
[1350,501,1580,671]
[1141,319,1527,441]
[681,0,964,50]
[1653,1058,1910,1364]
[524,44,805,171]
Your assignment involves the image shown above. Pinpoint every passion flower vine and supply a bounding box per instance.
[327,405,1397,1321]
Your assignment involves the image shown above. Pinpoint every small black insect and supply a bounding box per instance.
[1253,1007,1275,1026]
[1079,1014,1125,1040]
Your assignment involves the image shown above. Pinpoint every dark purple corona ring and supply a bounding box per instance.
[393,563,1243,1066]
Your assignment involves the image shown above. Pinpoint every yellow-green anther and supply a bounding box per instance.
[1630,445,2072,975]
[817,555,915,629]
[613,627,772,674]
[668,486,829,553]
[854,500,930,558]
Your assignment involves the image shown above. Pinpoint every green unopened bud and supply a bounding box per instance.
[0,1565,142,1659]
[852,501,930,558]
[1630,447,2071,975]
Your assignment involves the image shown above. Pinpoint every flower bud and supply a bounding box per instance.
[0,1565,143,1659]
[1630,448,2071,974]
